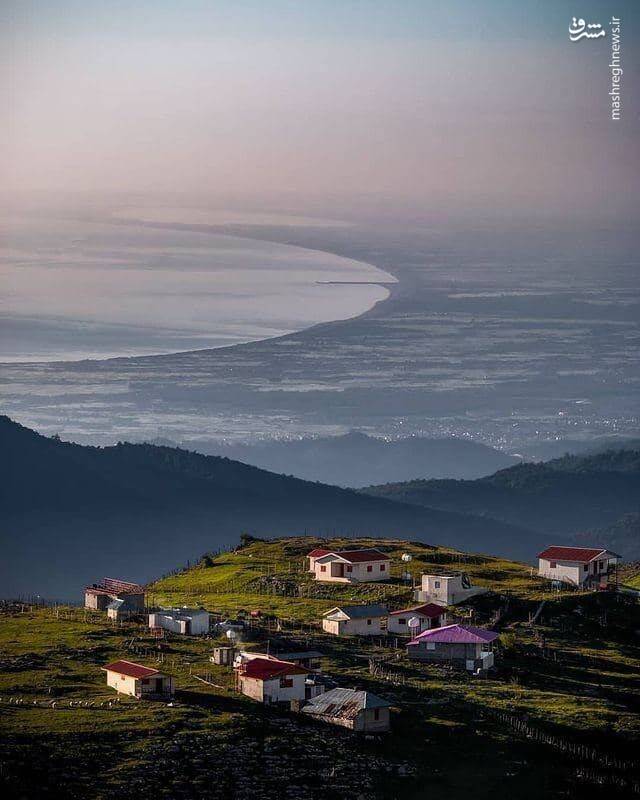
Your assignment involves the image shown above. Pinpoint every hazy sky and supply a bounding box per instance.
[2,0,639,222]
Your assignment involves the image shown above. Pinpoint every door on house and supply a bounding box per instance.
[155,678,164,694]
[333,563,345,578]
[185,620,192,635]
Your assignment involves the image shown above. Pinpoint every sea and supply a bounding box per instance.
[0,209,393,362]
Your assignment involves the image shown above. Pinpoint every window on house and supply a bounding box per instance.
[367,619,372,625]
[398,618,406,625]
[367,565,373,572]
[346,565,353,572]
[550,561,557,568]
[583,564,588,572]
[599,561,605,570]
[434,581,440,588]
[279,677,293,688]
[426,642,436,650]
[320,565,326,572]
[374,709,380,720]
[380,564,386,571]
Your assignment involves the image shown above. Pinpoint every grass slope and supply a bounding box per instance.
[2,537,639,800]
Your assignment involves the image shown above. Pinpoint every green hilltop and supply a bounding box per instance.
[1,536,640,800]
[150,535,546,619]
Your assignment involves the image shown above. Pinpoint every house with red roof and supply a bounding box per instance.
[407,624,499,673]
[307,548,332,572]
[102,659,174,699]
[537,546,621,587]
[387,603,447,635]
[235,656,310,704]
[307,548,391,583]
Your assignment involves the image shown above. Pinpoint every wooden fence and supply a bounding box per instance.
[487,709,640,783]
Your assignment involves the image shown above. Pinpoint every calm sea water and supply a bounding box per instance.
[0,214,392,362]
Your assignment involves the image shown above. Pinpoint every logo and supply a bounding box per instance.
[569,17,606,41]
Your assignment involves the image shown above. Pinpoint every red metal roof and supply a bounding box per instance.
[307,548,331,558]
[102,660,159,679]
[313,548,389,563]
[337,549,389,563]
[239,657,309,680]
[389,603,445,618]
[538,546,608,563]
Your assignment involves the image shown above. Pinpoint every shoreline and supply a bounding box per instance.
[1,218,397,367]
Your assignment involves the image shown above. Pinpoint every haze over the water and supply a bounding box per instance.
[1,1,639,451]
[2,0,638,224]
[0,210,391,362]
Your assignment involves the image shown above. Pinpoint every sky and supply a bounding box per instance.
[2,0,639,223]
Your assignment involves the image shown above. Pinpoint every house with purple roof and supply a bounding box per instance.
[407,623,499,674]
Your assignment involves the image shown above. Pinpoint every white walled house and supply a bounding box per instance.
[307,548,332,572]
[102,660,174,700]
[414,573,487,606]
[85,578,145,615]
[322,604,388,636]
[387,603,447,635]
[537,546,621,587]
[148,607,210,635]
[308,548,391,583]
[235,657,309,704]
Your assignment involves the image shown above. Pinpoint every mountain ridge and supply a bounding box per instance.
[362,450,640,558]
[0,416,538,599]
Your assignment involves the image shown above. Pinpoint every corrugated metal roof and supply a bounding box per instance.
[315,548,389,563]
[239,657,309,680]
[538,546,617,562]
[388,603,445,618]
[275,651,324,661]
[102,660,159,679]
[156,607,208,619]
[302,688,390,719]
[323,604,388,619]
[85,578,144,595]
[408,623,498,645]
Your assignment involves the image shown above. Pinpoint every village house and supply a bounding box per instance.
[407,623,498,673]
[414,573,487,606]
[235,656,310,704]
[211,646,236,666]
[273,650,324,671]
[537,546,621,587]
[301,688,391,732]
[307,548,391,583]
[235,651,330,698]
[102,659,174,700]
[303,672,336,700]
[387,603,447,635]
[84,578,145,617]
[322,604,388,636]
[148,607,210,635]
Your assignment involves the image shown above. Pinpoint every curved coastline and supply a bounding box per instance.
[1,215,397,366]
